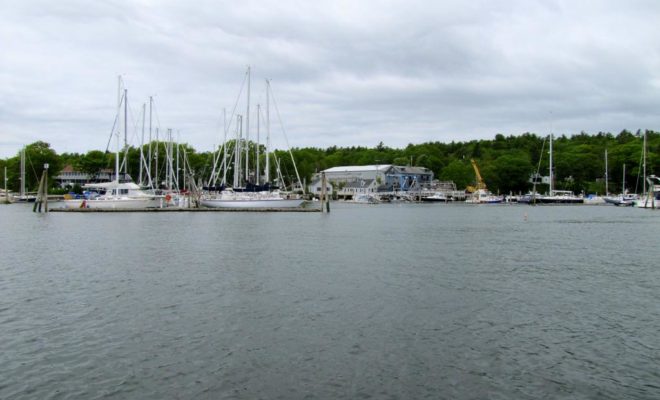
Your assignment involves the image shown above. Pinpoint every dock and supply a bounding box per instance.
[49,207,321,213]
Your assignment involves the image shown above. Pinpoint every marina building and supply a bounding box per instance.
[309,164,434,199]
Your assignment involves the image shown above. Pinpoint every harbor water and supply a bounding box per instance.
[1,203,659,399]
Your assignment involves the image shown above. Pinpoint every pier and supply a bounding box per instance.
[49,207,321,213]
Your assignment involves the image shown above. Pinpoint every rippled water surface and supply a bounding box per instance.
[1,203,660,399]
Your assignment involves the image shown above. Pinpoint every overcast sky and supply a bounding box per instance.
[1,0,659,158]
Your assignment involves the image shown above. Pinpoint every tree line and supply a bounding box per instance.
[1,129,658,195]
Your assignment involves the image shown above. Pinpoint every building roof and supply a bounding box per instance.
[343,178,375,188]
[323,165,392,173]
[391,166,431,174]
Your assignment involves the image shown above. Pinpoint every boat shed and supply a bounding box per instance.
[311,164,434,198]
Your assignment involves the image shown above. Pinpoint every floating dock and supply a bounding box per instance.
[49,207,321,213]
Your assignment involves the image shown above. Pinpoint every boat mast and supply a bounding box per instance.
[549,133,554,194]
[266,79,270,183]
[148,96,153,186]
[123,88,128,179]
[604,148,608,195]
[222,107,228,185]
[115,119,120,183]
[643,130,647,195]
[256,103,260,185]
[139,103,145,186]
[20,147,25,197]
[234,115,242,188]
[155,127,159,188]
[245,66,251,183]
[622,163,626,194]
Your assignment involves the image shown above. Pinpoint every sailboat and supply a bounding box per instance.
[604,164,638,206]
[200,69,305,209]
[634,131,660,208]
[519,133,583,204]
[14,148,37,202]
[64,83,163,209]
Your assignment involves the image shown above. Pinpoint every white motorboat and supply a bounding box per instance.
[465,188,503,204]
[63,181,163,209]
[422,192,448,202]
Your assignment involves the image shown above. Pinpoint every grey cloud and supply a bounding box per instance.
[1,0,660,158]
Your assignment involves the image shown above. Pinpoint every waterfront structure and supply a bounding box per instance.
[55,165,131,188]
[312,164,434,199]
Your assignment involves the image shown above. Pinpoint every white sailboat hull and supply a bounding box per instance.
[63,197,163,209]
[200,198,304,209]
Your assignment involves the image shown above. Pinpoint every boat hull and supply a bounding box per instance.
[200,199,305,209]
[63,198,163,209]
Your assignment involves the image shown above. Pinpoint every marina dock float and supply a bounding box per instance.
[49,207,321,213]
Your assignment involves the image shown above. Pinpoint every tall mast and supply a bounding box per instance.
[549,133,554,194]
[643,130,647,195]
[115,120,120,183]
[266,79,270,183]
[155,127,159,188]
[139,103,145,185]
[256,103,260,185]
[123,88,128,179]
[234,115,242,188]
[604,148,608,195]
[245,66,251,183]
[622,163,626,194]
[148,96,153,186]
[222,107,228,185]
[20,147,25,197]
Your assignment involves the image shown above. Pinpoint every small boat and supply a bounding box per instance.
[465,188,503,204]
[604,193,638,207]
[633,175,660,209]
[422,192,448,202]
[350,193,380,204]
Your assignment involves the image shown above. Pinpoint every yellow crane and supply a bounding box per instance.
[466,159,487,193]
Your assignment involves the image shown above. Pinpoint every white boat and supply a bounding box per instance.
[63,82,163,210]
[603,164,637,206]
[632,132,659,209]
[422,192,448,202]
[465,188,503,204]
[63,181,163,209]
[633,175,660,209]
[604,193,638,207]
[350,193,380,204]
[200,189,304,209]
[201,69,306,210]
[465,160,503,204]
[520,134,583,204]
[583,194,606,205]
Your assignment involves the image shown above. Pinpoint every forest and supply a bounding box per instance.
[2,129,658,196]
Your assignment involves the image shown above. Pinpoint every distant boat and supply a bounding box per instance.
[201,188,304,209]
[520,133,583,205]
[465,159,503,204]
[422,192,448,202]
[200,70,305,210]
[632,131,659,209]
[465,188,503,204]
[603,163,637,206]
[633,175,660,209]
[63,181,163,209]
[350,193,380,204]
[63,82,163,209]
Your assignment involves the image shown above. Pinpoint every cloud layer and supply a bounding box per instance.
[2,0,659,157]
